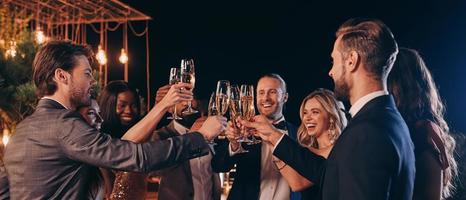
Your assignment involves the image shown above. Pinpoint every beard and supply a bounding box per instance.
[334,78,350,102]
[333,66,350,102]
[69,79,91,108]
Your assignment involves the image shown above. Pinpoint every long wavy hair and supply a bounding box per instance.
[388,47,457,198]
[297,89,347,148]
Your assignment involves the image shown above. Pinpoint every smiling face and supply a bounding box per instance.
[69,55,96,108]
[256,77,287,121]
[116,91,139,126]
[302,97,331,139]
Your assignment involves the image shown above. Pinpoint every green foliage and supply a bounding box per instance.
[0,31,38,127]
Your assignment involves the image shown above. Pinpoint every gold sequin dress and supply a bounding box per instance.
[109,171,147,200]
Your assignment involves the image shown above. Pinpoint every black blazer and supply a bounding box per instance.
[211,121,298,200]
[274,95,415,200]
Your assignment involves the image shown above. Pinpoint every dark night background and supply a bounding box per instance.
[91,0,466,198]
[102,0,466,135]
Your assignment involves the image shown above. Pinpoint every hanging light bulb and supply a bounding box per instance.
[35,29,46,44]
[2,129,10,146]
[5,41,17,59]
[96,45,107,65]
[119,48,128,64]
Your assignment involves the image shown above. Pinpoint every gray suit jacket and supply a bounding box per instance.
[152,121,221,200]
[3,99,210,199]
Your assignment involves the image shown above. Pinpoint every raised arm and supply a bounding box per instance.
[121,83,192,142]
[59,111,226,173]
[239,115,327,183]
[273,157,314,192]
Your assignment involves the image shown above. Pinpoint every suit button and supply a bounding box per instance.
[189,192,194,197]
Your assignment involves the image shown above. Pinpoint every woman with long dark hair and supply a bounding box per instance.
[98,80,194,199]
[388,47,457,200]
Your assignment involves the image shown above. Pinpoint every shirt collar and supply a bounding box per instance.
[349,90,388,117]
[41,97,70,110]
[173,120,190,135]
[273,116,285,125]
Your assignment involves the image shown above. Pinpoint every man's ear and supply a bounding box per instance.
[54,68,70,85]
[346,50,360,72]
[283,92,289,103]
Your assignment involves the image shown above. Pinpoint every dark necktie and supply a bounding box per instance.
[273,120,288,131]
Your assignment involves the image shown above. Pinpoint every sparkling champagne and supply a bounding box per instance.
[216,93,230,115]
[240,96,254,120]
[229,99,241,117]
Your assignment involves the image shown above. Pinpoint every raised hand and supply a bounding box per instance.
[225,121,242,151]
[157,83,193,109]
[197,116,228,141]
[155,84,171,105]
[238,115,283,146]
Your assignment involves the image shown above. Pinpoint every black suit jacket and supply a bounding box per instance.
[274,95,415,200]
[211,121,298,200]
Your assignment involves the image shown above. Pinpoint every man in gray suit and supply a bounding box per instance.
[152,86,221,200]
[2,41,226,199]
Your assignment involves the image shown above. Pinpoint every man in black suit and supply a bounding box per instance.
[211,73,300,200]
[242,18,415,200]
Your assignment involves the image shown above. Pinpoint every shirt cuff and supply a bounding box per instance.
[272,133,286,152]
[228,142,246,156]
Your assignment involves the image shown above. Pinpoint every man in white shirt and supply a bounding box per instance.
[211,73,300,200]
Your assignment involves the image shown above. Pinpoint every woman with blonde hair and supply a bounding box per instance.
[273,88,347,199]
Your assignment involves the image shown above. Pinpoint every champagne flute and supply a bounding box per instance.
[240,84,261,144]
[207,92,221,145]
[208,92,218,116]
[216,80,230,116]
[230,84,248,145]
[180,59,198,114]
[167,67,182,120]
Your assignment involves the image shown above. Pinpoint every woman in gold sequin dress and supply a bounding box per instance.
[98,80,194,199]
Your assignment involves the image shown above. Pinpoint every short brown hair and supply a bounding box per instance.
[336,18,398,80]
[32,40,94,98]
[258,73,287,93]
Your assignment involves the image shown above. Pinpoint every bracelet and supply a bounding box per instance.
[277,162,287,170]
[273,159,287,170]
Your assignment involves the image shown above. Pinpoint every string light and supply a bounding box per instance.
[96,45,107,65]
[5,41,17,59]
[2,129,10,146]
[119,48,128,64]
[35,29,46,44]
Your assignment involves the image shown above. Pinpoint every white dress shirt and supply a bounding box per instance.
[348,90,388,117]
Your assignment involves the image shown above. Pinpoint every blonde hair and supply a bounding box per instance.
[297,89,347,148]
